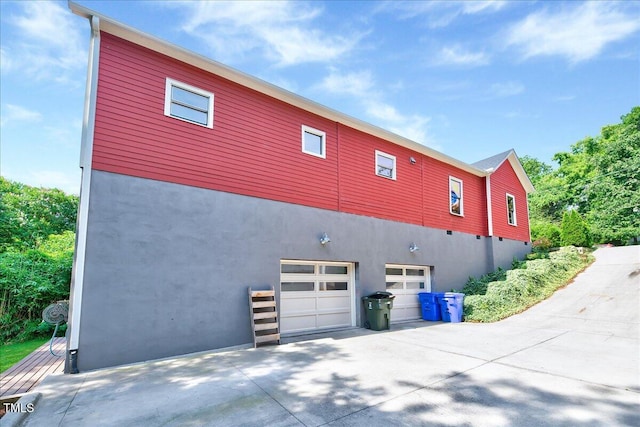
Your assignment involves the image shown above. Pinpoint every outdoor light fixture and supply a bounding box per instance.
[410,157,416,164]
[320,233,331,245]
[409,243,420,253]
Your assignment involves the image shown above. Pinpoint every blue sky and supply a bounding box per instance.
[1,1,638,195]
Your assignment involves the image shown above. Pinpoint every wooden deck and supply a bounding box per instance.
[0,338,66,399]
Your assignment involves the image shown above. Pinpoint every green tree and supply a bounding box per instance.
[0,179,78,343]
[561,210,591,247]
[585,108,640,244]
[520,155,565,246]
[521,106,640,245]
[0,177,78,252]
[0,232,75,343]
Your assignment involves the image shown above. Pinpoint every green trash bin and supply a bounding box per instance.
[362,291,395,331]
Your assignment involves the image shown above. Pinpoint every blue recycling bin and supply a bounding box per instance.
[439,292,464,323]
[418,292,444,321]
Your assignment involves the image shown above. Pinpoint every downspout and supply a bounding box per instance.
[67,15,100,374]
[485,174,493,237]
[526,193,532,243]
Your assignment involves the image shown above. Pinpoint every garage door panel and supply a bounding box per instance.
[392,294,419,307]
[391,306,421,322]
[318,312,351,328]
[280,261,354,334]
[386,264,431,323]
[281,315,317,333]
[317,294,350,310]
[281,296,317,312]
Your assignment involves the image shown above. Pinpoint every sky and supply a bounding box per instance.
[1,0,639,195]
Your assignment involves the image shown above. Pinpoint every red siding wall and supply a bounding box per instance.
[92,33,519,238]
[94,32,339,211]
[422,158,488,235]
[338,125,423,225]
[490,160,530,241]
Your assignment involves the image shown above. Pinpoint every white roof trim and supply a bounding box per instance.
[492,150,535,193]
[69,1,492,177]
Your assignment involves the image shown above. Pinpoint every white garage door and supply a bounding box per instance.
[280,261,355,334]
[385,264,431,322]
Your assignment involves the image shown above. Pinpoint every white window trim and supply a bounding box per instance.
[301,125,326,159]
[164,78,214,128]
[449,176,464,216]
[375,150,397,180]
[506,193,517,226]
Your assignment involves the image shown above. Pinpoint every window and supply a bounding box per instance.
[164,78,214,128]
[301,125,326,158]
[506,193,517,225]
[449,177,463,216]
[280,261,351,293]
[375,150,396,180]
[281,264,315,274]
[384,265,429,292]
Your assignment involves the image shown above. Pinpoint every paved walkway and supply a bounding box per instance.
[12,246,640,426]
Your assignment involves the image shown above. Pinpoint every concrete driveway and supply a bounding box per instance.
[12,246,640,426]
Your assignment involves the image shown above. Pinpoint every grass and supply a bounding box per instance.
[462,246,595,322]
[0,338,49,373]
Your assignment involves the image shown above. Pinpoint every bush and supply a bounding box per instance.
[0,232,74,343]
[530,220,562,248]
[561,210,592,247]
[463,246,593,322]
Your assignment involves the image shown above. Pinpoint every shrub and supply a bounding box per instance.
[532,236,553,251]
[561,210,592,247]
[0,232,74,343]
[530,220,562,248]
[463,247,593,322]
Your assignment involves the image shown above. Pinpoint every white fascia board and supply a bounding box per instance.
[68,1,487,178]
[506,153,535,193]
[486,150,535,194]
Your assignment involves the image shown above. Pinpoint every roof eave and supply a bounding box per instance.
[501,151,535,193]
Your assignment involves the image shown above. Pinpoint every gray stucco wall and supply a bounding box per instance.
[76,171,529,370]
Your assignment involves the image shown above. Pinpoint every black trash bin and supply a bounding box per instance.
[362,291,395,331]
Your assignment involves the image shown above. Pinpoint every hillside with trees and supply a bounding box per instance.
[0,178,78,343]
[522,106,640,247]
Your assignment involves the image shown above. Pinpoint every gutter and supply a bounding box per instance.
[66,12,101,372]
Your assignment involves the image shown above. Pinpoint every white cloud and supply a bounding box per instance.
[2,167,81,195]
[489,81,525,98]
[0,104,43,127]
[377,1,507,28]
[0,48,14,74]
[433,45,490,66]
[21,170,81,195]
[366,100,433,147]
[4,1,87,83]
[171,1,363,66]
[554,95,576,102]
[503,110,539,120]
[317,69,434,147]
[43,119,83,148]
[319,69,374,97]
[505,2,640,63]
[461,1,507,15]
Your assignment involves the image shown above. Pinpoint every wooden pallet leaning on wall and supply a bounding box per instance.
[248,286,281,348]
